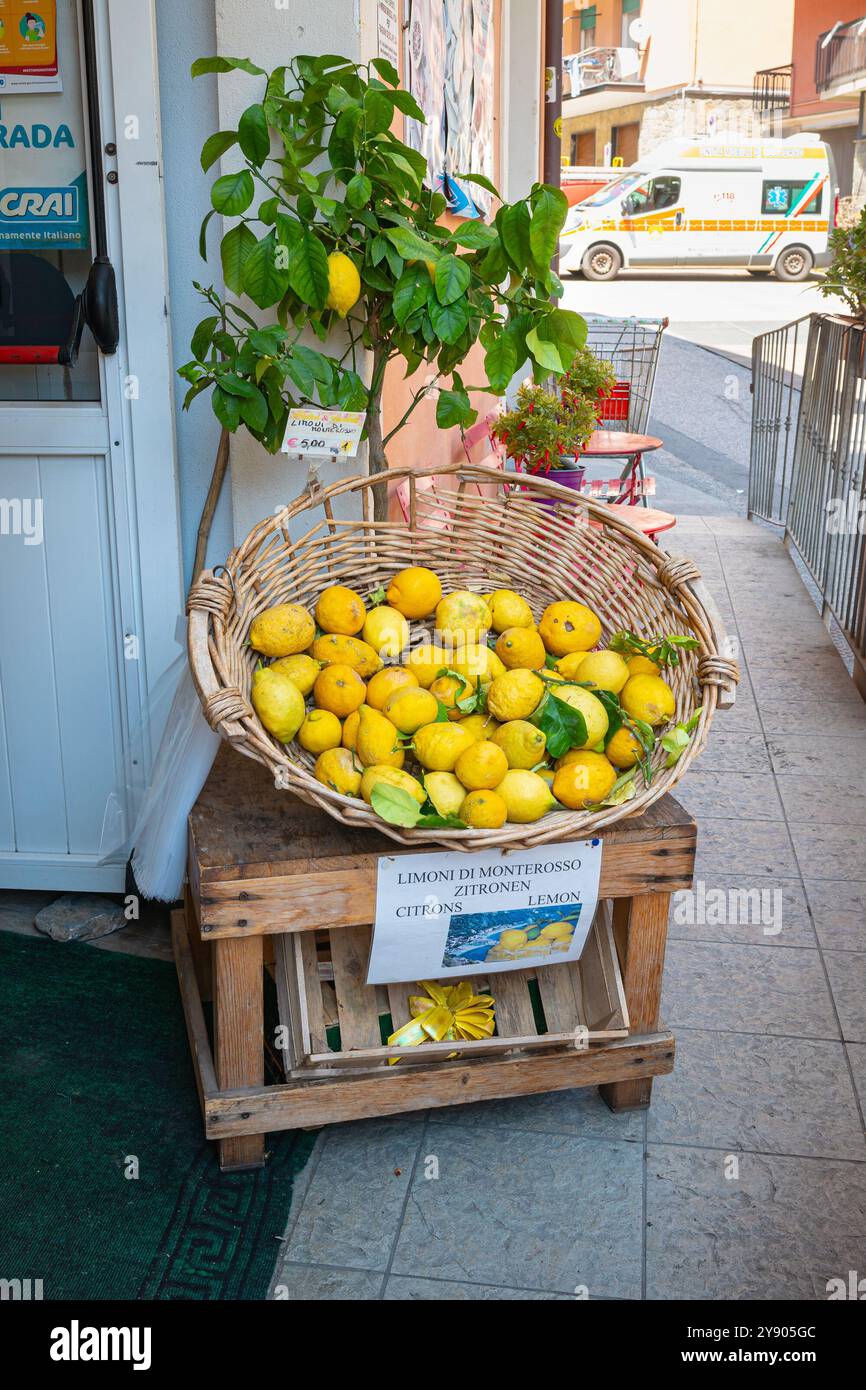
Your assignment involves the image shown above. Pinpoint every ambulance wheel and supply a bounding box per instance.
[582,244,623,281]
[774,246,814,282]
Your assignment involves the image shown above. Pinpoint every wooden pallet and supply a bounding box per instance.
[272,906,628,1075]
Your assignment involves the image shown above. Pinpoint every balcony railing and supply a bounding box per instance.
[753,64,792,115]
[564,47,644,97]
[816,16,866,94]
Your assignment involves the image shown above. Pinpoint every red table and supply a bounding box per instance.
[581,430,664,506]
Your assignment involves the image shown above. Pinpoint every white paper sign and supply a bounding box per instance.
[377,0,400,69]
[367,839,603,985]
[282,407,365,457]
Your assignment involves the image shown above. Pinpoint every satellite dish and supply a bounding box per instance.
[629,17,648,43]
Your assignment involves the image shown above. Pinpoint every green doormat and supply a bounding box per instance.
[0,929,316,1300]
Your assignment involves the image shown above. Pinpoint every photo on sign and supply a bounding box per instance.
[442,903,585,970]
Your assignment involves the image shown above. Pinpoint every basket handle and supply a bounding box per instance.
[667,551,739,710]
[186,570,251,738]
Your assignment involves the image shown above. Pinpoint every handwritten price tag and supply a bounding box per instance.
[282,408,366,458]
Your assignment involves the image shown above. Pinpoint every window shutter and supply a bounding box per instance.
[581,5,597,29]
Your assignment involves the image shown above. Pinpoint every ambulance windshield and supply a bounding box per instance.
[579,172,645,208]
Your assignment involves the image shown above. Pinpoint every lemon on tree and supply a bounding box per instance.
[487,669,545,722]
[460,789,508,829]
[311,632,382,678]
[621,673,675,726]
[495,626,546,671]
[360,765,425,806]
[538,600,601,656]
[365,666,417,710]
[315,584,366,636]
[492,720,547,770]
[249,603,315,658]
[386,566,442,620]
[324,251,361,318]
[314,746,363,797]
[413,722,474,772]
[383,685,439,735]
[553,751,617,809]
[578,650,630,695]
[313,663,366,718]
[251,666,306,742]
[486,589,534,632]
[355,706,404,768]
[454,740,508,791]
[552,684,609,748]
[435,590,491,641]
[269,652,320,696]
[363,604,410,659]
[297,708,342,754]
[496,769,555,823]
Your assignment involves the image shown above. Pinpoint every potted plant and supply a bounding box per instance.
[820,207,866,320]
[492,345,615,490]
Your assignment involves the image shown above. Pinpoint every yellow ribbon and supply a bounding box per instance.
[386,980,495,1062]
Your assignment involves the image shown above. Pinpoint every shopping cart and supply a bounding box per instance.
[583,314,668,435]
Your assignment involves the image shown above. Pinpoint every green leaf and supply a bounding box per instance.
[200,130,238,172]
[238,384,269,433]
[212,386,240,430]
[237,103,270,165]
[190,315,219,361]
[370,783,422,828]
[371,56,400,87]
[429,297,469,344]
[220,222,256,293]
[243,231,291,308]
[364,88,394,133]
[529,184,569,272]
[500,202,531,271]
[433,254,471,306]
[287,230,330,309]
[526,324,566,374]
[530,691,588,759]
[198,208,216,259]
[448,221,499,249]
[436,384,477,430]
[191,55,265,78]
[457,171,501,198]
[346,172,373,207]
[484,334,518,393]
[210,169,254,215]
[390,88,426,121]
[384,225,439,263]
[599,770,638,807]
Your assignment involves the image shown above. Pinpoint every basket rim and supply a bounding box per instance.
[187,462,739,850]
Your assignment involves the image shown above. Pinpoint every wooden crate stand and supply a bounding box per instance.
[174,748,696,1170]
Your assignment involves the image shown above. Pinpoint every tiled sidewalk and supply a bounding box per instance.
[271,517,866,1301]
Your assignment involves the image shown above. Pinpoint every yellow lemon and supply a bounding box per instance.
[269,652,321,696]
[360,765,425,806]
[605,725,645,769]
[538,600,601,656]
[435,590,492,641]
[313,663,366,718]
[487,589,534,632]
[621,674,676,727]
[430,671,476,720]
[297,708,342,754]
[577,650,630,695]
[314,746,362,797]
[487,669,545,722]
[249,603,315,658]
[540,921,574,940]
[555,651,591,680]
[386,566,442,619]
[341,704,366,750]
[356,705,404,768]
[495,626,547,670]
[311,633,382,679]
[407,643,450,688]
[497,769,556,823]
[454,740,508,791]
[384,686,439,735]
[424,771,466,817]
[553,751,617,809]
[451,640,506,684]
[365,666,417,710]
[413,722,474,772]
[251,666,306,742]
[363,605,410,659]
[315,584,365,636]
[537,767,556,787]
[628,653,661,677]
[499,929,529,950]
[458,712,501,741]
[325,251,361,317]
[460,789,508,829]
[491,720,547,770]
[553,684,609,748]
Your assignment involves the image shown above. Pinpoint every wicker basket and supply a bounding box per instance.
[187,463,738,849]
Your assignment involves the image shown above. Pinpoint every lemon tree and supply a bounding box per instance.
[181,52,587,516]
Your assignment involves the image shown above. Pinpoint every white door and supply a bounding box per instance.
[620,171,686,265]
[0,0,182,890]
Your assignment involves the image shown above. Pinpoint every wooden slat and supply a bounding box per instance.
[298,933,329,1054]
[213,935,264,1169]
[386,981,415,1031]
[535,961,580,1032]
[329,926,381,1050]
[491,969,536,1036]
[601,892,671,1112]
[171,909,218,1106]
[272,936,301,1072]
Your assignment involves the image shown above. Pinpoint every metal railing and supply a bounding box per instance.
[816,16,866,94]
[752,64,792,115]
[750,313,866,680]
[564,46,643,96]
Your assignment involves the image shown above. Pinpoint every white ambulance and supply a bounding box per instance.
[558,135,837,281]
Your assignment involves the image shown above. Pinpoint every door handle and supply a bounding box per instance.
[675,210,683,227]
